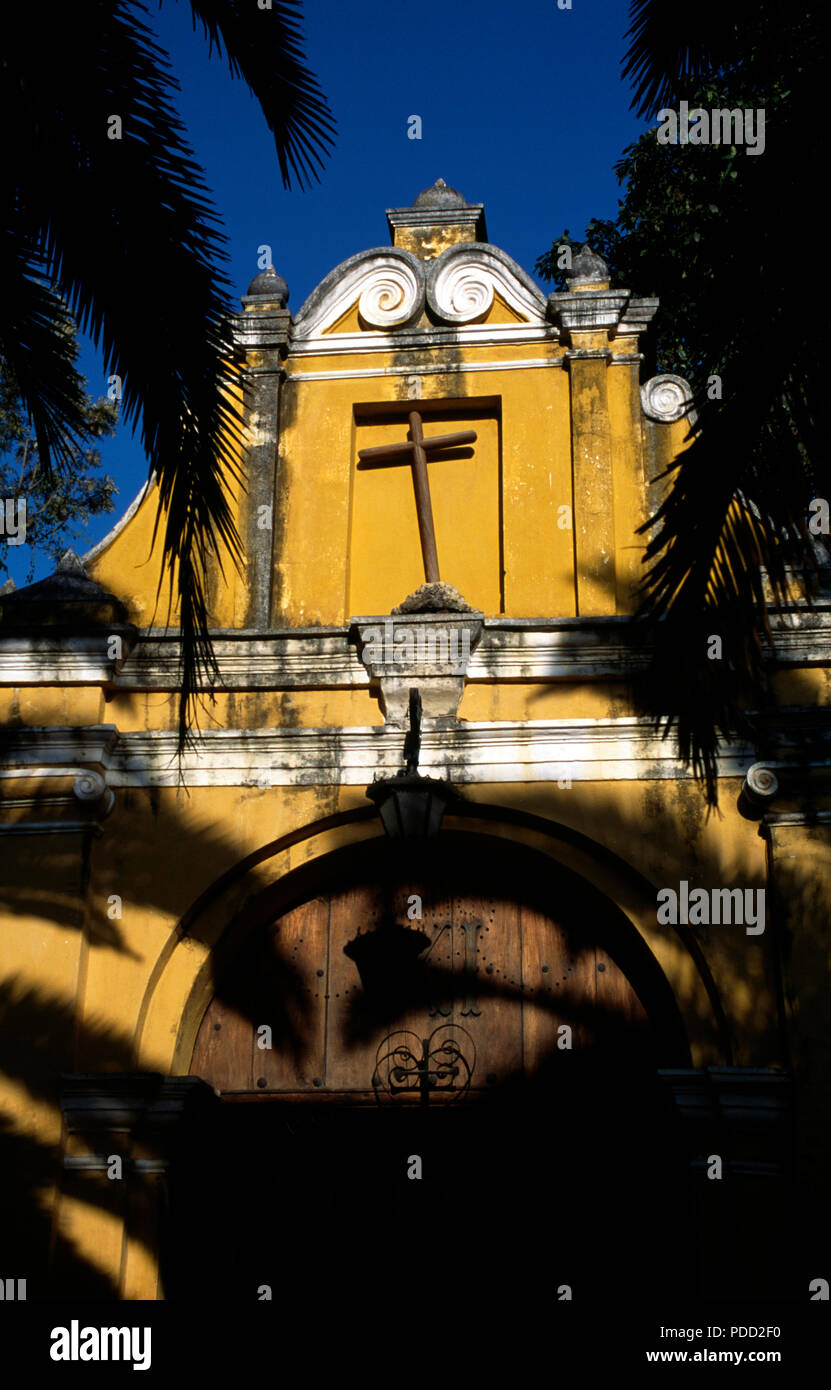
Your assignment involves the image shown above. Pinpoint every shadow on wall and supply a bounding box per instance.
[0,777,808,1301]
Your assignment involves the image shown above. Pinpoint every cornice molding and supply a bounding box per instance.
[0,717,785,788]
[2,613,831,689]
[288,325,558,361]
[763,809,831,828]
[229,306,294,351]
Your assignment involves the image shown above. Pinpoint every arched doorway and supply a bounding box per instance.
[164,834,698,1303]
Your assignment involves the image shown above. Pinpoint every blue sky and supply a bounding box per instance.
[7,0,650,583]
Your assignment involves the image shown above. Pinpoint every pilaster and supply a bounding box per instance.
[56,1074,217,1298]
[229,270,294,629]
[547,247,657,616]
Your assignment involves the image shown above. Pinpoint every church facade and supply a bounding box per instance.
[1,181,828,1303]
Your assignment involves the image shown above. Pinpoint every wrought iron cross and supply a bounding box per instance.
[357,411,477,583]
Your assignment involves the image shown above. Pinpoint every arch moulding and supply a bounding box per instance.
[134,804,728,1076]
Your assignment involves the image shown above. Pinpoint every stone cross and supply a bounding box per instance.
[357,410,477,582]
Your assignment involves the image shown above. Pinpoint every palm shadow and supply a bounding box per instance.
[0,753,811,1305]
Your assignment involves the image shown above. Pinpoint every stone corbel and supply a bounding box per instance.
[72,769,115,818]
[350,601,484,726]
[0,764,115,835]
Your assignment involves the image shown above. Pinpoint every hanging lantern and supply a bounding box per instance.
[366,769,457,839]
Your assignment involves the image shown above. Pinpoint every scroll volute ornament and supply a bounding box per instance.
[357,262,423,328]
[427,257,495,323]
[640,374,695,423]
[738,762,780,818]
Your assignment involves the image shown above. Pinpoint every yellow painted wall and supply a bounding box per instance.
[81,294,676,629]
[1,204,826,1302]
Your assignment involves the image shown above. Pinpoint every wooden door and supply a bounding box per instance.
[173,837,694,1303]
[190,836,675,1100]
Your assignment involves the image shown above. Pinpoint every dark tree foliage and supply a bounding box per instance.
[537,2,830,803]
[0,0,335,748]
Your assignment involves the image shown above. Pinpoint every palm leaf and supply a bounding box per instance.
[1,0,334,752]
[617,2,830,802]
[622,0,760,119]
[635,332,827,802]
[182,0,336,188]
[0,227,92,473]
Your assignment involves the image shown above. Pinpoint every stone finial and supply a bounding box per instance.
[566,244,610,287]
[244,264,290,308]
[387,180,487,256]
[57,549,87,574]
[412,178,469,210]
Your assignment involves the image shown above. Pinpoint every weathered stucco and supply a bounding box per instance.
[0,184,828,1301]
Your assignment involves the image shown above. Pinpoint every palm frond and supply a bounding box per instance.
[612,6,831,802]
[181,0,336,188]
[622,0,773,118]
[635,338,827,802]
[2,1,336,752]
[1,0,247,746]
[0,228,92,475]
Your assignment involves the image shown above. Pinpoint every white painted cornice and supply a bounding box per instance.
[0,636,125,684]
[0,718,765,788]
[288,324,558,361]
[0,727,119,762]
[2,614,830,690]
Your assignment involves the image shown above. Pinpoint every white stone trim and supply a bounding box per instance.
[3,613,831,689]
[288,355,558,383]
[0,719,763,789]
[289,327,558,362]
[0,637,118,684]
[0,728,119,763]
[117,632,368,688]
[764,810,831,827]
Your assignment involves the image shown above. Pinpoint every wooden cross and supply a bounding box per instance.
[357,410,477,583]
